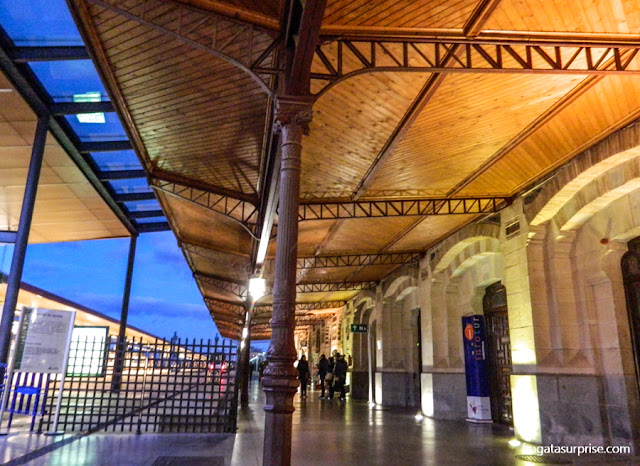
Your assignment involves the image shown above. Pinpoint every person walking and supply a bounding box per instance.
[317,354,329,399]
[326,356,335,399]
[334,353,348,401]
[297,355,310,398]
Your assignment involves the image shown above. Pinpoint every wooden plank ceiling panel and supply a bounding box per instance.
[157,192,253,257]
[318,217,420,254]
[464,73,640,195]
[187,249,250,283]
[199,279,244,303]
[366,73,586,197]
[302,72,430,198]
[385,214,477,252]
[300,266,368,283]
[89,2,270,195]
[324,0,479,29]
[303,263,399,283]
[484,0,640,34]
[274,219,339,257]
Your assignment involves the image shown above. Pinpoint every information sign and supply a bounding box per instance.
[14,308,76,373]
[350,324,368,333]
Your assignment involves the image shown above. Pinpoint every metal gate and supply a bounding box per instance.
[483,282,513,425]
[38,336,238,433]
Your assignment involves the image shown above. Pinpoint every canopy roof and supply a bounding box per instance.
[57,0,640,338]
[0,0,171,239]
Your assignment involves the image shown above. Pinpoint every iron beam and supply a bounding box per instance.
[0,117,48,371]
[135,222,170,233]
[51,101,114,115]
[114,192,156,202]
[297,253,421,269]
[312,37,640,96]
[10,46,90,62]
[78,140,132,152]
[196,273,247,299]
[99,170,146,181]
[298,197,510,220]
[111,235,138,392]
[204,298,245,315]
[0,231,17,244]
[151,179,259,227]
[128,210,164,219]
[296,281,376,293]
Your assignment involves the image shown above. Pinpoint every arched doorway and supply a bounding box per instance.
[483,282,513,425]
[621,237,640,393]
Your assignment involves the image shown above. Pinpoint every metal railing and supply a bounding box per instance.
[38,336,238,433]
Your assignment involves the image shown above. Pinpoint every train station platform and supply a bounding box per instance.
[0,379,635,465]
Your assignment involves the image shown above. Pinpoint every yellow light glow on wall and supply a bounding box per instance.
[510,326,537,365]
[511,345,537,365]
[421,374,434,417]
[511,375,542,444]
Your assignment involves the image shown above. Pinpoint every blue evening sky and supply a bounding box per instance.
[1,232,219,342]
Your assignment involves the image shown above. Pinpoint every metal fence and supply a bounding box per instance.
[35,336,238,433]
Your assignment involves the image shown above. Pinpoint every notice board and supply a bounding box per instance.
[14,307,76,373]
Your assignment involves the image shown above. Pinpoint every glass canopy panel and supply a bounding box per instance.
[91,151,143,171]
[124,200,162,212]
[29,61,109,102]
[108,178,153,194]
[0,0,83,46]
[64,114,127,141]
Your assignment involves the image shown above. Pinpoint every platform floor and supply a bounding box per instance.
[0,379,636,465]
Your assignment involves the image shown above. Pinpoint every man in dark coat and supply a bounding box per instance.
[317,354,329,399]
[334,353,348,401]
[327,356,335,399]
[296,355,310,398]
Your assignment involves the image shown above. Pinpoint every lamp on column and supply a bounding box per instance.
[249,276,266,301]
[240,275,266,406]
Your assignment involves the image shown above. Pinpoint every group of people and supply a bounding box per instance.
[296,352,349,401]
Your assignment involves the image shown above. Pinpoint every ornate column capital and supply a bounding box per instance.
[274,95,314,135]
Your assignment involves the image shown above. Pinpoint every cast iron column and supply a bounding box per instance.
[240,305,252,407]
[0,116,48,370]
[111,234,138,392]
[262,97,312,466]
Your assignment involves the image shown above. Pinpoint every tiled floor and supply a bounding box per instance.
[0,379,636,465]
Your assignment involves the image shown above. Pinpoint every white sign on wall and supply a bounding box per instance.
[14,308,76,373]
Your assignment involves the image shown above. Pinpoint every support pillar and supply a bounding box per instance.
[0,116,48,370]
[240,306,252,407]
[262,97,312,466]
[111,234,138,392]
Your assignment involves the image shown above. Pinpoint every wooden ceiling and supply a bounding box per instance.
[68,0,640,338]
[0,72,129,243]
